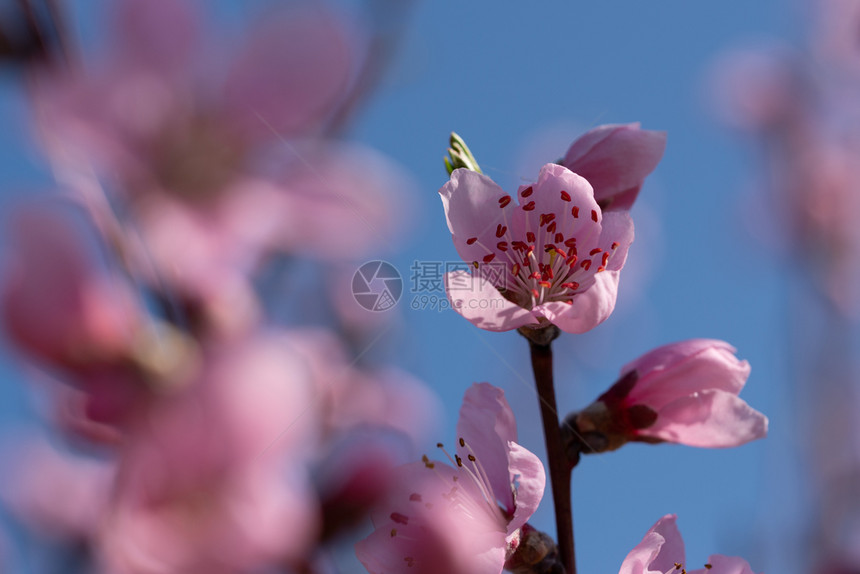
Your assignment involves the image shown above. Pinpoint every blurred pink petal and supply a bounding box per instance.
[111,0,200,77]
[2,436,112,541]
[222,6,354,140]
[99,332,321,572]
[282,327,439,447]
[1,205,140,370]
[271,143,415,259]
[439,164,633,333]
[707,46,801,130]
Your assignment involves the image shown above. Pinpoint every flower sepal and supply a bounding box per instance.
[444,132,483,175]
[504,524,564,574]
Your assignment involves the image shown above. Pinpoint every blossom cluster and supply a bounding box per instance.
[0,1,772,574]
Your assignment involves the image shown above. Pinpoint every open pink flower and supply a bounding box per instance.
[620,515,758,574]
[355,383,545,574]
[561,123,666,212]
[440,163,634,332]
[572,339,768,451]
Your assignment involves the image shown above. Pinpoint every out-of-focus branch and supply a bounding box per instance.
[325,0,416,136]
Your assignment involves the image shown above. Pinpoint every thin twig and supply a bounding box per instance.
[528,339,575,574]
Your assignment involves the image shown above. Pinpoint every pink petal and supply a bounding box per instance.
[618,515,684,574]
[456,383,518,512]
[222,7,354,141]
[688,555,758,574]
[618,531,665,574]
[509,164,603,252]
[562,124,666,211]
[440,170,514,265]
[646,515,686,574]
[520,163,597,226]
[505,442,546,534]
[623,340,750,410]
[356,513,505,574]
[536,271,620,333]
[361,461,507,574]
[597,211,635,271]
[111,0,200,76]
[444,270,540,332]
[644,390,769,448]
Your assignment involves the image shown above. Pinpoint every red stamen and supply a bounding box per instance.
[499,195,512,208]
[580,260,591,270]
[555,233,564,243]
[560,190,571,202]
[466,237,478,245]
[561,281,580,290]
[591,209,598,222]
[523,201,536,211]
[483,253,496,263]
[496,224,507,238]
[527,231,536,243]
[497,241,509,251]
[572,206,580,218]
[521,186,534,198]
[589,248,602,256]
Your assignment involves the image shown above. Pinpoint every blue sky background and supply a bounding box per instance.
[0,1,812,573]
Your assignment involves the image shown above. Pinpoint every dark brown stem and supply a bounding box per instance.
[529,339,575,574]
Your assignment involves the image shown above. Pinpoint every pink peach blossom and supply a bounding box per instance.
[98,332,320,573]
[440,163,634,332]
[355,383,545,574]
[577,340,767,450]
[561,123,666,212]
[619,515,758,574]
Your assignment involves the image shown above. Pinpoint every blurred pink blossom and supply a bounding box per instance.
[574,339,767,450]
[282,328,440,446]
[355,383,545,574]
[2,436,112,541]
[32,0,412,321]
[1,204,140,372]
[619,515,758,574]
[0,205,165,434]
[98,331,320,573]
[440,164,633,332]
